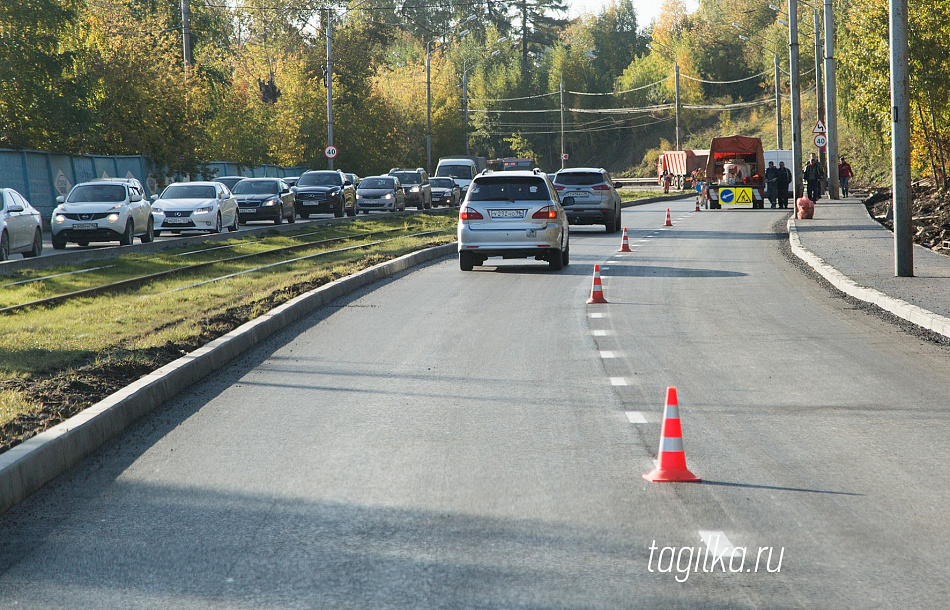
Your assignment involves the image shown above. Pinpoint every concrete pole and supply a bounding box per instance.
[426,47,432,174]
[560,75,566,170]
[824,0,840,198]
[181,0,192,74]
[674,62,681,151]
[775,54,783,149]
[814,9,826,189]
[463,70,469,156]
[890,0,913,277]
[326,18,334,170]
[788,0,803,200]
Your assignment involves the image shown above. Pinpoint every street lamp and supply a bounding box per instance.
[646,42,680,151]
[733,24,783,149]
[426,16,475,173]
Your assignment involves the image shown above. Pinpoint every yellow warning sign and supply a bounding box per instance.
[717,187,753,206]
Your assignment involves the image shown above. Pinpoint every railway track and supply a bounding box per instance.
[0,226,447,315]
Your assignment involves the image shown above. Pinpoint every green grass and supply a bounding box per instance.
[0,212,457,430]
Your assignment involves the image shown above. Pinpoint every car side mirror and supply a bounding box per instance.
[281,188,290,194]
[562,196,575,206]
[56,195,65,204]
[131,193,143,202]
[344,181,352,186]
[7,204,24,213]
[151,194,159,201]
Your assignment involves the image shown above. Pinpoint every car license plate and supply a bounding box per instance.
[72,223,96,230]
[489,209,525,219]
[239,208,256,213]
[566,191,589,198]
[164,218,189,224]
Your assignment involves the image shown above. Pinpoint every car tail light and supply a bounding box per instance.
[592,184,612,190]
[459,206,483,220]
[554,185,565,190]
[532,205,558,219]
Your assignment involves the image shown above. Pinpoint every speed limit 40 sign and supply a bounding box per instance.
[814,134,827,148]
[324,145,338,159]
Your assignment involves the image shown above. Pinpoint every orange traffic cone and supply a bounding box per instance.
[587,264,608,304]
[664,209,673,226]
[695,196,701,212]
[643,387,701,483]
[618,227,632,252]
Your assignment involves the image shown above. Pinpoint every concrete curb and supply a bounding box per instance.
[0,242,457,515]
[620,192,695,208]
[787,218,950,340]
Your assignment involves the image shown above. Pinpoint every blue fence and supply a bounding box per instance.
[0,149,308,221]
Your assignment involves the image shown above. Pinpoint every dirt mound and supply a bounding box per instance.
[863,180,950,252]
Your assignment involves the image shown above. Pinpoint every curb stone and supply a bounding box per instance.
[0,242,457,515]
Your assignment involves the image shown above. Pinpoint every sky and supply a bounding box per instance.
[566,0,699,28]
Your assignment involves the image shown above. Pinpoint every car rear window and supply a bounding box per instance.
[430,178,455,188]
[468,177,550,201]
[435,165,473,179]
[555,172,605,186]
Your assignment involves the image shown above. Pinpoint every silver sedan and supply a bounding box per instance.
[0,188,44,260]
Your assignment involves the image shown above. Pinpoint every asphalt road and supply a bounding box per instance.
[2,201,949,607]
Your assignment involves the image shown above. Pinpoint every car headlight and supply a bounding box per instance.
[383,193,393,200]
[262,197,278,206]
[411,186,420,193]
[193,206,214,215]
[54,214,66,224]
[152,207,163,214]
[107,213,120,223]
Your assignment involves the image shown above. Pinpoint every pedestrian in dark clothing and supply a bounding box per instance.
[777,162,792,209]
[764,161,781,208]
[804,157,822,202]
[838,156,854,197]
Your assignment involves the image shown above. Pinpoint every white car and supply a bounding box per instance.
[457,169,569,271]
[0,188,44,260]
[52,179,153,248]
[151,181,239,236]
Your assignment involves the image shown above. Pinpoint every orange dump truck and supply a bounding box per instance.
[656,149,709,190]
[702,135,767,209]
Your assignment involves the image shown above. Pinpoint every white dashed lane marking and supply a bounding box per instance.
[625,411,647,424]
[589,313,606,319]
[610,377,627,386]
[592,330,608,336]
[599,351,617,359]
[698,531,743,559]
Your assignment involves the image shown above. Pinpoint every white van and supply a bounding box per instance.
[764,150,794,195]
[435,157,484,193]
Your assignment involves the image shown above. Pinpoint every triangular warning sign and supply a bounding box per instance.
[813,119,826,134]
[737,189,753,204]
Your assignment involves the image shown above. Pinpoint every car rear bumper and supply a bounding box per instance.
[458,223,563,254]
[565,207,613,225]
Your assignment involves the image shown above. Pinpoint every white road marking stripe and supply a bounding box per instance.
[625,411,647,424]
[610,377,627,386]
[589,313,606,318]
[601,267,610,271]
[698,531,742,559]
[592,330,608,336]
[599,350,617,359]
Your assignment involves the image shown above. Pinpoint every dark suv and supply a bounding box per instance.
[292,170,356,218]
[388,168,431,210]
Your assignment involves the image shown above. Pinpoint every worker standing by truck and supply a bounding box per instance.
[804,155,823,202]
[765,161,780,208]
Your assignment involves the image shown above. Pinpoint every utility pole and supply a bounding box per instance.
[181,0,192,74]
[426,47,432,173]
[813,9,826,190]
[463,70,470,156]
[326,10,334,170]
[824,0,840,198]
[560,75,566,170]
[890,0,913,277]
[788,0,803,200]
[674,62,681,151]
[775,54,783,149]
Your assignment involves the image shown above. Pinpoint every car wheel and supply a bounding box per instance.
[605,213,617,234]
[274,206,283,225]
[52,234,67,250]
[119,221,133,246]
[211,213,222,234]
[0,231,8,261]
[228,212,239,232]
[459,251,474,271]
[561,239,570,266]
[549,247,564,270]
[141,217,155,243]
[154,230,162,237]
[24,228,43,258]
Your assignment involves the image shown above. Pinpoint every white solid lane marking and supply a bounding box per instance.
[599,350,617,359]
[610,377,627,386]
[698,531,742,559]
[625,411,647,424]
[589,313,606,318]
[601,267,610,271]
[592,330,608,336]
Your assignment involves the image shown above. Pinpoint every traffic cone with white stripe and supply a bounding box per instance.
[664,209,673,226]
[695,195,701,212]
[643,387,701,483]
[587,264,608,304]
[618,227,632,252]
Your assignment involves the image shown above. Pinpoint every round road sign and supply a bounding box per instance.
[561,153,569,160]
[324,145,338,159]
[814,134,827,148]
